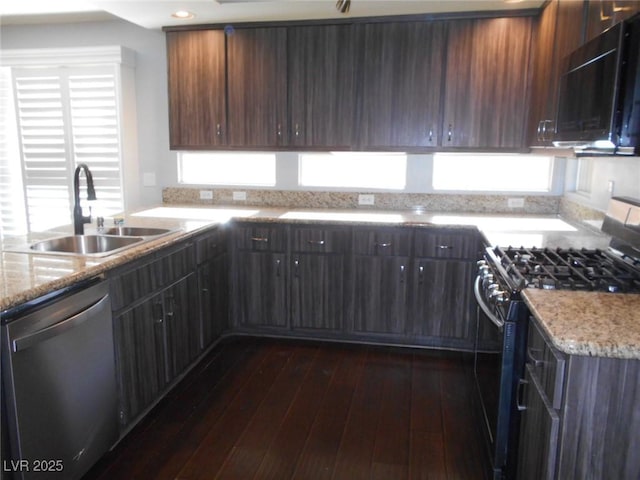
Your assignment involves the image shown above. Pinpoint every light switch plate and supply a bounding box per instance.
[199,190,213,200]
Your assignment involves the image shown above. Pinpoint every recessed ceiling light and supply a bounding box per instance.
[172,10,195,19]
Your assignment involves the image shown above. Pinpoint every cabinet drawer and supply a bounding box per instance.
[291,226,350,253]
[527,317,566,409]
[196,227,227,264]
[413,228,480,259]
[352,227,411,256]
[233,224,287,252]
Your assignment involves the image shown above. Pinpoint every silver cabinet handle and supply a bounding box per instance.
[438,245,453,250]
[216,123,222,136]
[154,302,164,324]
[428,129,433,143]
[251,237,269,243]
[294,259,299,277]
[277,123,282,137]
[400,264,405,283]
[295,123,300,137]
[276,258,281,277]
[447,124,453,142]
[375,242,392,248]
[418,265,425,284]
[307,239,325,246]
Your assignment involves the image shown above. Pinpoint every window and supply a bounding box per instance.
[0,47,130,236]
[432,153,554,192]
[178,152,276,186]
[299,152,406,190]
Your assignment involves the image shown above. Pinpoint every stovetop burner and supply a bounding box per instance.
[494,246,640,293]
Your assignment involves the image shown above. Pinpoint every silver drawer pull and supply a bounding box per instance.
[527,347,544,367]
[375,242,392,248]
[251,237,269,243]
[307,240,325,245]
[438,245,453,249]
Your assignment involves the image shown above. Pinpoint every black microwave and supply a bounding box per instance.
[553,14,640,155]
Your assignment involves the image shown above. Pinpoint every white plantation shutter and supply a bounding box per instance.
[10,65,124,233]
[0,67,27,235]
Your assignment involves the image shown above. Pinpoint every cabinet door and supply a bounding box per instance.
[443,17,533,148]
[113,293,167,427]
[517,365,560,480]
[199,253,229,349]
[585,1,640,42]
[164,274,200,381]
[291,253,345,331]
[234,252,288,328]
[288,24,357,148]
[227,27,287,147]
[411,259,475,346]
[358,21,446,148]
[528,0,560,146]
[167,30,226,148]
[352,255,410,335]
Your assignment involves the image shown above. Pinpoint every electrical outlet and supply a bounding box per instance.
[199,190,213,200]
[508,197,525,209]
[233,191,247,201]
[608,180,615,194]
[358,194,375,206]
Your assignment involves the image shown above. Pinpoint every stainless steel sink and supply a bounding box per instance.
[29,235,144,256]
[100,226,172,237]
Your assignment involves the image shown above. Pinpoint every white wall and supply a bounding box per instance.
[565,155,640,212]
[1,18,171,207]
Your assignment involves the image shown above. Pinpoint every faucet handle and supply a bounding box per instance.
[97,216,104,229]
[113,217,124,226]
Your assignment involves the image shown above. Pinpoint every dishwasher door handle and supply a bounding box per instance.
[12,294,110,353]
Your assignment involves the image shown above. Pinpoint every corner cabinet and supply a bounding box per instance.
[167,30,227,149]
[443,17,533,149]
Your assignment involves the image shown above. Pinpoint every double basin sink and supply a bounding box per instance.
[27,226,176,257]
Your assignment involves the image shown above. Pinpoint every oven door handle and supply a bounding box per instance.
[474,275,505,330]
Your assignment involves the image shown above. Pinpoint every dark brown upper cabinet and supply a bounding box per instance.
[527,0,586,147]
[443,17,534,149]
[287,24,357,149]
[585,0,640,42]
[167,30,227,149]
[226,27,288,148]
[356,21,447,149]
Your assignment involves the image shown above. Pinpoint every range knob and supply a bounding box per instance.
[490,288,507,303]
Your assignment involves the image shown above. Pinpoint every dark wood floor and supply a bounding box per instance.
[84,337,490,480]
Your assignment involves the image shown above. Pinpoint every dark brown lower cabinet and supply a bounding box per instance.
[113,291,167,427]
[352,255,410,335]
[198,253,229,349]
[233,251,288,328]
[516,364,560,480]
[410,259,476,348]
[518,316,640,479]
[164,274,200,380]
[290,253,345,331]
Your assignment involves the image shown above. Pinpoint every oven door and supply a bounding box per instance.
[473,275,525,480]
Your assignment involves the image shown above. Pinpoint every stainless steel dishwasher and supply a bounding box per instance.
[2,279,118,480]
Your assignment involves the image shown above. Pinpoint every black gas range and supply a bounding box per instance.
[473,196,640,480]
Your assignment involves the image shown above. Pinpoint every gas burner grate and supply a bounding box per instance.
[493,246,640,293]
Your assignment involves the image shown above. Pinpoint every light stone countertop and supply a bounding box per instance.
[4,204,636,360]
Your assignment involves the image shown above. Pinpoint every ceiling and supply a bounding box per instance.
[0,0,544,30]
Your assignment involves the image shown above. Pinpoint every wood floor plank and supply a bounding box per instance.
[250,342,344,479]
[213,342,320,478]
[370,349,413,480]
[290,344,368,480]
[330,347,389,480]
[82,338,490,480]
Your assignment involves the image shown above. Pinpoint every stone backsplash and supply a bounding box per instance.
[163,187,561,214]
